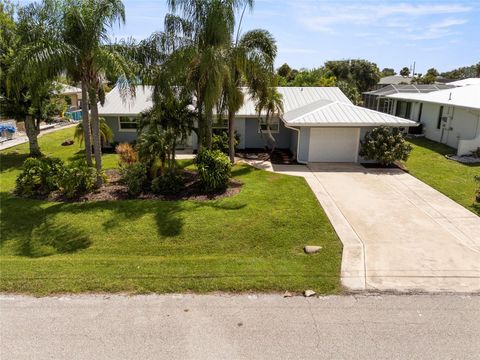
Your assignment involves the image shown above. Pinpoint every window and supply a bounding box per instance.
[436,106,444,129]
[119,116,137,131]
[417,103,423,122]
[258,117,280,133]
[395,101,412,119]
[212,117,228,129]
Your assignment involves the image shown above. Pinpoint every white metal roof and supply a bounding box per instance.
[378,75,413,85]
[98,85,352,116]
[98,86,154,116]
[282,101,418,127]
[386,84,480,110]
[54,82,82,95]
[448,78,480,87]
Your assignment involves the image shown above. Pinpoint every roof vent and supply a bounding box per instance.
[301,87,303,91]
[449,92,452,101]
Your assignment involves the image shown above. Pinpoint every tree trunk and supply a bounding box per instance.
[265,111,276,154]
[228,110,235,163]
[24,116,42,157]
[204,108,213,150]
[81,81,92,166]
[88,88,103,188]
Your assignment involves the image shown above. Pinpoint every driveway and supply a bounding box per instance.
[268,162,480,293]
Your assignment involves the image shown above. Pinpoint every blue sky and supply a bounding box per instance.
[24,0,480,74]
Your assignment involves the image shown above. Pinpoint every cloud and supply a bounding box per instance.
[296,1,472,39]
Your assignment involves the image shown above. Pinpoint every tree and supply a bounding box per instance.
[277,63,292,78]
[399,67,410,77]
[255,85,283,153]
[220,27,277,163]
[381,68,396,77]
[3,1,62,157]
[163,0,255,151]
[418,68,439,84]
[360,126,412,166]
[74,117,113,146]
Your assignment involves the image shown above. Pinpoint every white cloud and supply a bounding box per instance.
[296,1,472,40]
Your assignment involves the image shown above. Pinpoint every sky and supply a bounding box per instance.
[23,0,480,74]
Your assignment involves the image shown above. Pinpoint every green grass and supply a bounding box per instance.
[0,128,342,295]
[405,138,480,215]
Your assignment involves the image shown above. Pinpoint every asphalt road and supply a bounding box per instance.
[1,294,479,360]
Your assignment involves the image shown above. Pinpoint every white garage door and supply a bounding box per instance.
[308,128,360,162]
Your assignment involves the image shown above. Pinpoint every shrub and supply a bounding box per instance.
[151,173,184,195]
[360,126,413,166]
[115,143,138,166]
[120,162,148,196]
[194,150,231,191]
[475,175,480,203]
[15,157,64,197]
[57,160,97,199]
[212,130,239,154]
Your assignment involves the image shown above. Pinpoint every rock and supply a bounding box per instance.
[304,290,316,297]
[61,139,74,146]
[283,291,293,298]
[304,245,322,254]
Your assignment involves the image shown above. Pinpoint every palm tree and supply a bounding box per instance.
[9,0,135,186]
[255,85,283,154]
[74,116,113,146]
[63,0,136,187]
[164,0,254,150]
[220,28,277,163]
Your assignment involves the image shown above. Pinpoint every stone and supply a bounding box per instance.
[304,290,316,297]
[283,291,293,298]
[304,245,322,254]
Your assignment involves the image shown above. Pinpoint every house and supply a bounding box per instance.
[375,75,413,89]
[363,84,454,114]
[98,85,417,163]
[386,85,480,155]
[54,83,82,110]
[448,78,480,87]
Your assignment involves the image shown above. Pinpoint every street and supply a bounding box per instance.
[1,294,479,359]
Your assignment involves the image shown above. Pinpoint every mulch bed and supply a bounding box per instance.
[47,169,243,203]
[361,161,408,172]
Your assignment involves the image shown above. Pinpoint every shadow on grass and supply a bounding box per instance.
[0,152,30,172]
[0,193,91,257]
[0,187,247,256]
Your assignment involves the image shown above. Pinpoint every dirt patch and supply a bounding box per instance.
[47,169,243,202]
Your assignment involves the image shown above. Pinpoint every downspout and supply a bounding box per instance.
[282,119,308,164]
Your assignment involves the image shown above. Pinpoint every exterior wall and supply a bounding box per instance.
[105,116,138,143]
[297,127,310,163]
[419,103,480,150]
[235,118,246,149]
[289,126,299,157]
[243,117,292,149]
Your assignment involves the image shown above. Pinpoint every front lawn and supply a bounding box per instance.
[405,138,480,215]
[0,128,342,295]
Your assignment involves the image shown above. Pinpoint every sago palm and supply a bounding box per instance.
[74,117,113,146]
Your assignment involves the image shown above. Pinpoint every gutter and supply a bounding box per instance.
[282,118,308,164]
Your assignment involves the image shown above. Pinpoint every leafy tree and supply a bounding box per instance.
[277,63,292,78]
[399,67,410,77]
[360,126,412,166]
[381,68,396,77]
[337,80,361,105]
[290,67,325,86]
[440,63,480,79]
[417,68,439,84]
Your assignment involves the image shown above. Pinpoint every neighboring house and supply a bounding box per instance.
[448,78,480,87]
[98,85,417,163]
[386,85,480,155]
[375,75,413,89]
[54,82,82,109]
[363,84,454,113]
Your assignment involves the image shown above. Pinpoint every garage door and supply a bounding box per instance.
[308,128,360,162]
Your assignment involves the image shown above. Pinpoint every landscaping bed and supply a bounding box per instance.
[46,169,243,202]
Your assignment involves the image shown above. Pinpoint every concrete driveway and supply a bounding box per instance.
[269,162,480,293]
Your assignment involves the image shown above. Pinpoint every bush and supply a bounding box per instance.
[57,160,97,199]
[360,126,413,166]
[151,173,184,195]
[115,143,138,166]
[194,150,231,191]
[212,130,239,154]
[15,157,64,197]
[120,162,148,196]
